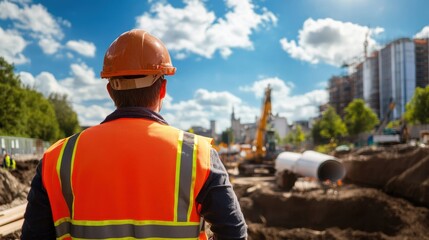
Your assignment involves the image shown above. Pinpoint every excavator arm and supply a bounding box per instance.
[254,85,272,161]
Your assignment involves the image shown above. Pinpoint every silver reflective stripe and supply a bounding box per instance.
[60,133,80,217]
[56,222,200,239]
[177,132,195,222]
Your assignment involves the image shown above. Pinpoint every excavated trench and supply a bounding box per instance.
[234,181,429,239]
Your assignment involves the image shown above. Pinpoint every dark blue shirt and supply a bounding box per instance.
[21,107,247,240]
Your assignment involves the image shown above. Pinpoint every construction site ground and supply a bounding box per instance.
[1,144,429,239]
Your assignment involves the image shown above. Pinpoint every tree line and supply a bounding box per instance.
[0,57,80,142]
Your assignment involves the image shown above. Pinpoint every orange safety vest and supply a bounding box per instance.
[42,118,212,239]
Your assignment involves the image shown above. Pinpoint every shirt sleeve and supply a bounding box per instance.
[21,160,56,240]
[196,149,247,240]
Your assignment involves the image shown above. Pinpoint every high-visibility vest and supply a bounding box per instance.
[4,155,13,169]
[3,155,10,168]
[42,118,212,239]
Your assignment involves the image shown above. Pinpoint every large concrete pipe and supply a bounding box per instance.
[275,150,346,182]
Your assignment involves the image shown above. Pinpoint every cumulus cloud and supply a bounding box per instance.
[280,18,384,66]
[161,88,254,132]
[136,0,277,59]
[162,77,327,132]
[0,1,62,37]
[66,40,96,57]
[38,37,61,54]
[0,27,28,64]
[415,26,429,39]
[19,71,71,96]
[18,62,110,125]
[0,0,65,54]
[240,77,328,122]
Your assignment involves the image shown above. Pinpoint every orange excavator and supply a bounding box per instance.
[237,85,277,175]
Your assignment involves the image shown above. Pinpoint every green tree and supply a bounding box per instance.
[24,90,60,142]
[221,128,234,144]
[318,106,347,142]
[0,57,80,142]
[285,125,305,146]
[0,57,21,87]
[0,84,27,136]
[49,93,81,138]
[344,99,379,136]
[405,86,429,124]
[311,119,329,145]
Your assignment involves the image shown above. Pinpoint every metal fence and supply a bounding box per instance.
[1,136,50,160]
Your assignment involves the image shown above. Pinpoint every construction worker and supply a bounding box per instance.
[21,29,247,240]
[2,151,16,170]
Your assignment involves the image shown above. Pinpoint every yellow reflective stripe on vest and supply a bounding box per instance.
[55,130,201,239]
[57,133,81,218]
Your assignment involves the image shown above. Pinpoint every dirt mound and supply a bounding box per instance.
[385,154,429,207]
[341,144,429,206]
[10,160,39,186]
[0,168,28,205]
[342,145,428,188]
[234,180,429,240]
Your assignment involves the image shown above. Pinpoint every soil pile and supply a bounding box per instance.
[0,160,38,239]
[341,144,429,206]
[0,168,28,206]
[233,178,429,239]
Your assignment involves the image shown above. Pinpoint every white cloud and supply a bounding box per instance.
[162,88,252,132]
[73,104,114,126]
[414,26,429,39]
[66,40,96,57]
[0,1,62,38]
[240,77,328,122]
[136,0,277,59]
[162,77,327,133]
[280,18,384,66]
[0,0,65,54]
[18,71,71,96]
[18,62,110,125]
[38,37,61,54]
[0,27,28,64]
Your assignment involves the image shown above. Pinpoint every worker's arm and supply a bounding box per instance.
[197,149,247,240]
[21,160,56,240]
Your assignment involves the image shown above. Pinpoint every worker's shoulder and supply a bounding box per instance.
[45,138,67,153]
[165,126,214,146]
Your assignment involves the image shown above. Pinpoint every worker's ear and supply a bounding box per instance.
[159,79,167,100]
[106,82,113,99]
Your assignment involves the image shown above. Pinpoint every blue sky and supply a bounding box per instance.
[1,0,428,133]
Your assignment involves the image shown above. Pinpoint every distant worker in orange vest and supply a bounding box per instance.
[21,29,247,240]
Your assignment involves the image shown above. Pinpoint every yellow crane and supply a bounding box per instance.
[238,85,277,175]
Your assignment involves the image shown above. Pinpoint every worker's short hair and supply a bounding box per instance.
[109,76,164,108]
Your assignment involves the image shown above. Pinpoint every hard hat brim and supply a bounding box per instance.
[108,74,163,90]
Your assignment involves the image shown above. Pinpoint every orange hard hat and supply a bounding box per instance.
[100,29,176,81]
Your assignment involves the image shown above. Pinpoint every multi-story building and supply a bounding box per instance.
[230,107,242,143]
[271,114,289,139]
[363,51,380,117]
[414,38,429,88]
[210,120,216,140]
[230,110,290,144]
[328,75,355,117]
[378,38,416,120]
[352,62,364,99]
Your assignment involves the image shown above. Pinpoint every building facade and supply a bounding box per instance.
[363,51,380,117]
[415,38,429,88]
[271,114,289,140]
[379,38,416,120]
[328,75,355,117]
